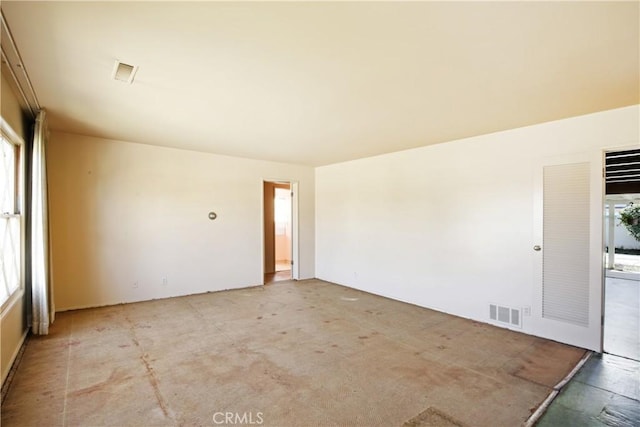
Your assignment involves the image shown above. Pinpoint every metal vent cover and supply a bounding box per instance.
[489,303,522,328]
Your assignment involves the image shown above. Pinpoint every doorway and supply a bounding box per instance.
[264,181,292,284]
[603,148,640,361]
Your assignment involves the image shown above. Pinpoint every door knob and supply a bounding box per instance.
[533,245,542,251]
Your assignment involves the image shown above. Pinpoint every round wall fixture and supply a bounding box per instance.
[208,212,217,220]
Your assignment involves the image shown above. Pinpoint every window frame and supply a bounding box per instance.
[0,117,25,312]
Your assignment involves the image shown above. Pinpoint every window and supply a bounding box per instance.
[1,128,22,306]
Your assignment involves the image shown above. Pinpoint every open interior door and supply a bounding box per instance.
[532,151,604,351]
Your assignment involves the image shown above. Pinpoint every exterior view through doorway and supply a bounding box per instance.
[603,148,640,361]
[263,181,296,284]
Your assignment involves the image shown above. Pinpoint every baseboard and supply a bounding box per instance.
[1,329,28,402]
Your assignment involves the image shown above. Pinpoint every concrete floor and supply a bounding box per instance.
[536,353,640,427]
[603,278,640,361]
[2,279,585,427]
[536,277,640,426]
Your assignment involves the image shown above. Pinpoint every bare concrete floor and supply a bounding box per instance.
[536,277,640,426]
[604,277,640,361]
[2,279,585,427]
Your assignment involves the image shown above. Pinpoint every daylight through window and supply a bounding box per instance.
[1,131,22,306]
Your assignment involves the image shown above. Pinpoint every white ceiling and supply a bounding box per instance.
[2,1,638,166]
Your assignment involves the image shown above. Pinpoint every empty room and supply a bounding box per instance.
[1,1,639,426]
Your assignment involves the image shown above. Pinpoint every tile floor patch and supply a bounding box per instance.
[403,407,465,427]
[597,395,640,427]
[536,356,640,427]
[574,353,640,401]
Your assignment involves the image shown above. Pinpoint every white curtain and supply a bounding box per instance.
[31,110,54,335]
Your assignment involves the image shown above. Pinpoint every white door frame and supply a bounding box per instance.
[600,145,640,354]
[291,181,300,280]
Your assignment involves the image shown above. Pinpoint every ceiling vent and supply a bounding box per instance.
[112,60,138,83]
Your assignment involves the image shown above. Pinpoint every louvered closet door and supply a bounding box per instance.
[542,162,590,326]
[533,153,603,352]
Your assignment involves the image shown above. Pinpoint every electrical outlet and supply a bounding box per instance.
[133,282,138,289]
[523,306,531,316]
[162,277,168,286]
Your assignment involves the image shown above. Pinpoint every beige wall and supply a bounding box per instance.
[274,186,292,264]
[48,132,315,310]
[275,234,291,263]
[316,105,639,352]
[1,73,29,384]
[1,74,27,139]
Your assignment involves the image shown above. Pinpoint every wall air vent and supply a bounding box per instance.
[489,303,522,328]
[112,60,138,83]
